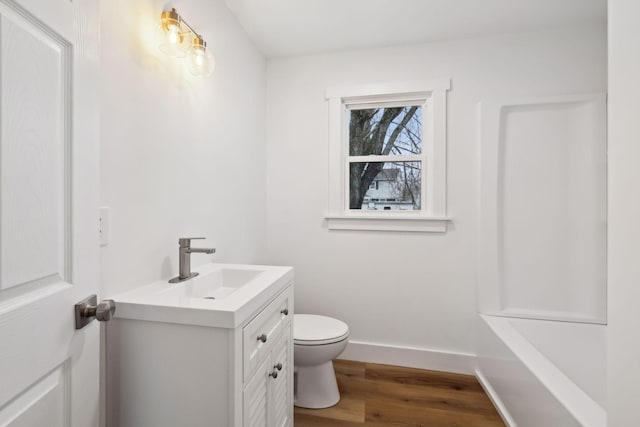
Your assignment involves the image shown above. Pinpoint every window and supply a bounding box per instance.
[325,79,450,232]
[348,105,423,211]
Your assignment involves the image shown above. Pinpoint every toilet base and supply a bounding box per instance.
[294,360,340,409]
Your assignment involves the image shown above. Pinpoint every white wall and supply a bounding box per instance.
[265,26,606,368]
[100,0,267,297]
[607,0,640,424]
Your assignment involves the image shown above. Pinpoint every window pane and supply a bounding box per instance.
[348,106,422,156]
[349,161,421,210]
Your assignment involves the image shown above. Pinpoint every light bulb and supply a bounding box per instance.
[159,9,189,58]
[187,38,214,77]
[167,25,179,44]
[195,51,204,66]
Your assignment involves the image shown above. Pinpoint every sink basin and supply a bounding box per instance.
[111,263,293,328]
[161,268,264,300]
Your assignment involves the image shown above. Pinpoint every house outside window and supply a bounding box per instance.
[325,79,450,232]
[363,169,414,210]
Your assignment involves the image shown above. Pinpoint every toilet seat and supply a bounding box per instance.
[294,314,349,346]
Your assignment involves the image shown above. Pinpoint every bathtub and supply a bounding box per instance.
[476,314,606,427]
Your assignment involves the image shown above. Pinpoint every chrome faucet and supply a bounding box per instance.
[168,237,216,283]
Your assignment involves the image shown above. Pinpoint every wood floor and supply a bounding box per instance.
[294,360,505,427]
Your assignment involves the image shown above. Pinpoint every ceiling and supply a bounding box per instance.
[223,0,606,58]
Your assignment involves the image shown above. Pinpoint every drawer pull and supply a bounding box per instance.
[269,370,278,379]
[257,334,267,343]
[280,308,289,316]
[274,363,283,371]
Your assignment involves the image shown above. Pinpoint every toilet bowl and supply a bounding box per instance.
[293,314,349,409]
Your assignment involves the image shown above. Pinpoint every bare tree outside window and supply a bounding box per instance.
[348,106,422,210]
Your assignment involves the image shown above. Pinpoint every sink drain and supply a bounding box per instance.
[203,296,216,300]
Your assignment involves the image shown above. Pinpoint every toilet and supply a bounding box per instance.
[293,314,349,409]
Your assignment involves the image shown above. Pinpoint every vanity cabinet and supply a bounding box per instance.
[106,269,293,427]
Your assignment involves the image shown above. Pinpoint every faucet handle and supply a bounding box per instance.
[178,237,206,247]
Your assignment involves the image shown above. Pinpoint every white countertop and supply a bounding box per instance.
[111,263,294,328]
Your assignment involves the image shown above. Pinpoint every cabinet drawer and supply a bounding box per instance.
[243,287,292,382]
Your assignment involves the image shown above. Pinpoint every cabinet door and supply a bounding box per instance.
[244,356,270,427]
[270,325,293,427]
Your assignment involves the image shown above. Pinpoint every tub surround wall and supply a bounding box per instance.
[265,25,606,372]
[478,94,607,324]
[608,0,640,424]
[100,0,267,298]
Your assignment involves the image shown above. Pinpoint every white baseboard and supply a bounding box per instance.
[338,340,475,375]
[475,368,517,427]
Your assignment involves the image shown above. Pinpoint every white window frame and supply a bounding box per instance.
[325,79,451,232]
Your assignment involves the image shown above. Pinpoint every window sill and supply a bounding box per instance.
[325,215,450,232]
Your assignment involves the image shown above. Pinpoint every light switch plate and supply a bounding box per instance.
[100,207,110,246]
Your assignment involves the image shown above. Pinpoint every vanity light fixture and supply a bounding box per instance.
[159,8,214,76]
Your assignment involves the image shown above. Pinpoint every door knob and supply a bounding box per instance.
[75,295,116,330]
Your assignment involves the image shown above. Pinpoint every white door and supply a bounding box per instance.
[0,0,100,425]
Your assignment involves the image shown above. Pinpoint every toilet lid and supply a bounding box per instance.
[294,314,349,345]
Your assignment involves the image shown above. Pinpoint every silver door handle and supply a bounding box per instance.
[75,295,116,330]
